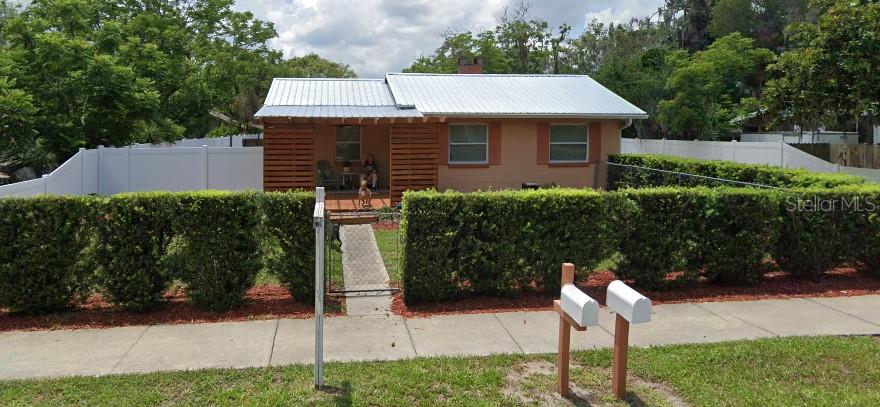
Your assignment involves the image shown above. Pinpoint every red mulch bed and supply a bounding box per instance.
[0,285,342,332]
[392,267,880,318]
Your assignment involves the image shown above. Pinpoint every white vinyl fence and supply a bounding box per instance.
[0,146,262,198]
[741,131,859,145]
[621,138,880,183]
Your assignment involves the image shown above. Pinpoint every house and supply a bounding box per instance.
[254,59,647,202]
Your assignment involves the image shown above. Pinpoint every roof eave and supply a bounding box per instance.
[427,113,650,120]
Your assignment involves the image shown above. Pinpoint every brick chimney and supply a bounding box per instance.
[457,57,483,74]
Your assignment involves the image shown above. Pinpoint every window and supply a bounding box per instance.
[449,124,488,164]
[335,126,361,162]
[549,125,589,163]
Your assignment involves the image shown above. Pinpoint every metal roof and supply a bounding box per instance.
[262,78,396,106]
[385,73,647,119]
[256,74,648,119]
[254,105,422,118]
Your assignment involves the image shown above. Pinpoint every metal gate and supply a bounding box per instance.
[325,209,401,294]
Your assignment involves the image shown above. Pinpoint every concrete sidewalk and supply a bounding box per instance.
[2,295,879,381]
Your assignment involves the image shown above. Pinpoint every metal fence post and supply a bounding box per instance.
[313,187,326,389]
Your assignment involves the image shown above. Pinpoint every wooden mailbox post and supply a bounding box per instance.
[606,280,652,399]
[553,263,599,398]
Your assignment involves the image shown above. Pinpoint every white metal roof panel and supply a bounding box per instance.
[254,105,422,118]
[262,78,397,107]
[385,73,648,119]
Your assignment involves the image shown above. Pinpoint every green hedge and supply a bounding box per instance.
[853,187,880,278]
[0,196,93,314]
[775,187,878,280]
[401,189,634,304]
[171,192,264,311]
[613,188,707,289]
[608,154,864,189]
[92,193,177,311]
[0,191,315,315]
[615,187,782,288]
[261,191,316,303]
[698,188,782,285]
[400,185,880,303]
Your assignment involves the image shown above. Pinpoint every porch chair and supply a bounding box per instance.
[316,160,341,190]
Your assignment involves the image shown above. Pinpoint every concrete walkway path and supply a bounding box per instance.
[2,295,879,381]
[339,224,393,316]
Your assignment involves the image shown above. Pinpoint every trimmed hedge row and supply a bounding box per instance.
[400,189,634,304]
[0,191,314,314]
[401,186,880,303]
[615,187,783,289]
[608,153,864,189]
[0,196,93,314]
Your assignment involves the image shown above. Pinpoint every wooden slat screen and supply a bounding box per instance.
[390,124,439,203]
[263,121,316,191]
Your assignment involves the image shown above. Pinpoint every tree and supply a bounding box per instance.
[0,0,355,171]
[665,0,713,50]
[563,17,679,138]
[763,0,880,131]
[658,33,773,139]
[709,0,811,50]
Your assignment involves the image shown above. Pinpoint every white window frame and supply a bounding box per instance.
[448,124,489,164]
[549,124,589,163]
[335,125,362,162]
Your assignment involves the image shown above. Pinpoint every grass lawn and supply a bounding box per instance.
[2,336,878,406]
[373,227,400,282]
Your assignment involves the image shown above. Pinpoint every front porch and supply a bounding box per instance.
[262,119,443,202]
[325,190,392,212]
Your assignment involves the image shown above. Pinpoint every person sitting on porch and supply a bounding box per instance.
[362,154,378,189]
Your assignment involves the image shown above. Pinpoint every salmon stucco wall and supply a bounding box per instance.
[313,124,391,187]
[438,120,621,191]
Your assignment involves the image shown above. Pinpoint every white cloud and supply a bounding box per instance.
[234,0,663,77]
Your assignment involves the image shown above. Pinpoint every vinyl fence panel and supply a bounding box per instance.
[0,146,263,197]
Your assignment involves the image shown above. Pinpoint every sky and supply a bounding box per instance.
[234,0,666,78]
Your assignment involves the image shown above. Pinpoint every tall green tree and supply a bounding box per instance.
[709,0,811,50]
[658,33,773,139]
[0,0,354,172]
[763,0,880,131]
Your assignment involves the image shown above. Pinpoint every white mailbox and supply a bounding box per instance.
[606,280,652,324]
[560,284,599,327]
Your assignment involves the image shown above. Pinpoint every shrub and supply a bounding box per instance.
[613,188,707,289]
[172,191,263,311]
[776,187,872,280]
[697,188,781,285]
[0,196,92,314]
[261,191,315,303]
[608,154,863,189]
[852,186,880,277]
[401,189,633,305]
[91,193,177,311]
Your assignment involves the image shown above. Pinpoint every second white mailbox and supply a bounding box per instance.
[606,280,652,324]
[561,284,600,327]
